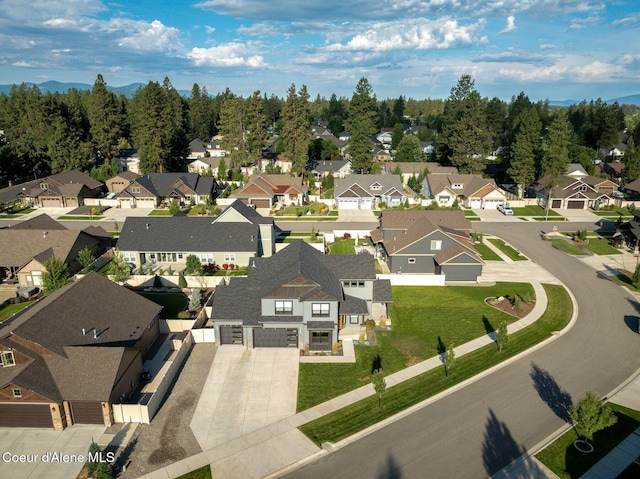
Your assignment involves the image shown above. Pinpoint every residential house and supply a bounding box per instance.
[334,174,406,209]
[382,162,430,187]
[623,178,640,198]
[0,214,110,286]
[17,170,104,208]
[115,149,141,174]
[597,162,624,183]
[372,148,392,162]
[310,160,351,179]
[420,141,435,157]
[187,157,234,178]
[210,240,393,350]
[117,173,218,209]
[422,174,506,209]
[258,153,293,174]
[116,200,275,269]
[566,163,589,179]
[0,272,162,429]
[187,138,229,160]
[370,210,483,281]
[230,174,308,209]
[376,129,394,145]
[105,171,141,194]
[533,174,613,209]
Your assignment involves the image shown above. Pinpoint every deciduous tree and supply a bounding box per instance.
[570,389,617,445]
[42,256,69,294]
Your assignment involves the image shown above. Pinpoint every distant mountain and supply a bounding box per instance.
[549,94,640,107]
[0,81,190,97]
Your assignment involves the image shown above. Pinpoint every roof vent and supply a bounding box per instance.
[251,259,256,268]
[146,223,150,229]
[251,235,254,242]
[43,231,47,238]
[82,328,86,335]
[93,330,98,340]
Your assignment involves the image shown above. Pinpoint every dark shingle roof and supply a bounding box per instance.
[215,199,274,225]
[116,216,260,253]
[373,279,393,303]
[10,214,68,230]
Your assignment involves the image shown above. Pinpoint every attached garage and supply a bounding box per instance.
[567,200,586,209]
[0,403,54,428]
[551,199,562,208]
[337,198,359,209]
[69,400,104,425]
[136,198,156,208]
[483,199,502,210]
[253,328,298,348]
[41,198,62,208]
[219,325,243,345]
[64,197,79,208]
[250,199,271,209]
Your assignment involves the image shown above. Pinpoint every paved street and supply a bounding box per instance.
[286,220,640,479]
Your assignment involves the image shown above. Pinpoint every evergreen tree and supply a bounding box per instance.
[507,107,542,196]
[87,74,124,164]
[245,90,268,159]
[623,137,640,183]
[188,83,215,141]
[281,84,311,175]
[393,95,405,120]
[218,89,248,165]
[395,134,423,162]
[345,78,378,173]
[541,109,572,179]
[391,123,404,151]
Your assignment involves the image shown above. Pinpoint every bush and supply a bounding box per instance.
[177,310,191,319]
[343,233,351,239]
[178,273,187,288]
[365,319,376,331]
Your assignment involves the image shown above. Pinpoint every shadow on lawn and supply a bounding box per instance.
[530,362,573,423]
[482,408,544,477]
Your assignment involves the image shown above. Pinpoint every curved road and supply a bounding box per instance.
[286,221,640,479]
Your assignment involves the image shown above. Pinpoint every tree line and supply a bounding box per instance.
[1,73,638,189]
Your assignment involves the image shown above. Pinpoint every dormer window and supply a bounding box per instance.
[1,351,15,367]
[370,183,382,191]
[40,183,49,190]
[131,187,140,194]
[452,183,463,189]
[13,388,21,398]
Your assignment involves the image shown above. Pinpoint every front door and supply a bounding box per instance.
[309,331,332,351]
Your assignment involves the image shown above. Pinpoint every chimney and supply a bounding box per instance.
[43,231,47,238]
[82,328,86,336]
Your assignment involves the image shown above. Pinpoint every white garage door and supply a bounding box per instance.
[338,198,359,209]
[136,198,156,208]
[483,199,502,210]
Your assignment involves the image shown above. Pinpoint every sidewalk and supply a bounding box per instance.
[139,278,554,479]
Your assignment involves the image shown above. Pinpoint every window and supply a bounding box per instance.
[408,258,416,264]
[224,253,236,262]
[349,315,360,325]
[452,183,463,189]
[40,183,48,189]
[430,240,442,251]
[131,187,140,194]
[275,300,293,315]
[177,254,184,260]
[312,303,330,317]
[370,183,382,191]
[358,281,365,287]
[122,252,136,263]
[13,389,21,398]
[1,351,15,367]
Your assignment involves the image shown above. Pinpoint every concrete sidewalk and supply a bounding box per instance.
[140,279,554,479]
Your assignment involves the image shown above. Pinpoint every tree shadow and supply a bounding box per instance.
[376,452,403,479]
[371,353,382,374]
[624,315,639,333]
[437,336,446,362]
[482,408,545,478]
[482,315,495,338]
[530,362,573,423]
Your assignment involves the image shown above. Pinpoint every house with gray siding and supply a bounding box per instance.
[370,210,483,281]
[211,241,392,350]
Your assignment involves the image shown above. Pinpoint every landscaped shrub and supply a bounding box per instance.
[178,311,191,319]
[153,275,162,287]
[189,289,201,310]
[178,273,187,288]
[202,263,217,274]
[365,319,376,331]
[343,233,351,239]
[222,263,229,270]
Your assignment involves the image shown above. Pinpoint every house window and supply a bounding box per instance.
[312,303,330,317]
[431,240,442,251]
[122,252,136,263]
[1,351,15,367]
[177,254,184,260]
[349,315,360,325]
[408,258,416,264]
[452,183,463,189]
[275,300,293,315]
[13,389,21,398]
[358,281,365,287]
[370,183,382,191]
[40,183,48,189]
[131,187,140,194]
[224,253,236,262]
[311,331,331,345]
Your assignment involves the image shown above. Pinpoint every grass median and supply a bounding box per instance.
[299,284,571,446]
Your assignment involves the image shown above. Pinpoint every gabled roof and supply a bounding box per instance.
[378,209,471,233]
[107,171,140,183]
[234,174,308,198]
[214,199,274,225]
[434,244,483,265]
[124,173,215,198]
[10,214,67,231]
[311,160,350,173]
[426,174,499,199]
[534,175,606,199]
[116,216,260,253]
[334,174,404,198]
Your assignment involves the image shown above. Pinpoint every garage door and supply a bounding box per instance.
[483,200,501,210]
[0,403,54,428]
[219,325,243,345]
[136,199,156,208]
[338,198,359,209]
[250,199,270,208]
[253,328,298,348]
[567,200,586,209]
[65,197,78,207]
[551,200,562,208]
[69,401,104,424]
[41,198,62,208]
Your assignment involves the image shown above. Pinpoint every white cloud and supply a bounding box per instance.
[187,43,267,67]
[205,25,216,34]
[500,15,516,34]
[612,13,640,28]
[112,20,182,53]
[499,59,625,83]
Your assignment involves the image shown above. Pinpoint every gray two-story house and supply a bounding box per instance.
[211,240,392,350]
[371,210,483,281]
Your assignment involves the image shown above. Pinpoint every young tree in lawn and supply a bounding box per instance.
[569,389,617,446]
[443,345,456,378]
[371,369,387,408]
[169,198,180,216]
[185,254,203,275]
[108,250,131,285]
[42,256,70,294]
[345,78,378,173]
[78,246,95,273]
[496,320,509,352]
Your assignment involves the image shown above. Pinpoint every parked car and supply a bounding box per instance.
[497,204,514,215]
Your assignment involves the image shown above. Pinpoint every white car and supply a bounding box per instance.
[497,204,514,215]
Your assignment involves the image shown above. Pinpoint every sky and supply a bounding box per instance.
[0,0,639,102]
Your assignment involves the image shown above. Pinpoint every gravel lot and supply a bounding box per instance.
[116,343,217,478]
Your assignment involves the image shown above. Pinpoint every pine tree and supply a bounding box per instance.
[245,90,268,159]
[188,83,215,141]
[88,74,124,164]
[218,89,248,165]
[395,134,423,162]
[507,107,542,196]
[391,123,404,151]
[541,109,572,179]
[345,78,378,173]
[623,137,640,183]
[281,84,311,175]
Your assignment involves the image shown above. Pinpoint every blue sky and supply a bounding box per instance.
[0,0,638,102]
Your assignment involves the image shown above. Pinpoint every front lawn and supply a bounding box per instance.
[535,404,640,479]
[139,292,188,318]
[612,273,640,292]
[0,301,34,322]
[487,238,528,261]
[511,205,561,217]
[581,237,622,255]
[176,465,212,479]
[299,284,571,446]
[473,243,503,261]
[148,209,173,216]
[329,238,355,255]
[57,215,105,220]
[551,238,588,255]
[297,282,535,411]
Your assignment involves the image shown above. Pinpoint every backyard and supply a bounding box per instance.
[329,238,356,255]
[0,301,34,322]
[138,292,188,318]
[297,282,536,411]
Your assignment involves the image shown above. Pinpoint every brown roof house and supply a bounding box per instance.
[533,174,614,210]
[0,272,162,429]
[105,171,141,194]
[230,174,309,209]
[117,173,218,209]
[422,174,506,209]
[0,214,110,287]
[370,210,483,281]
[17,170,104,208]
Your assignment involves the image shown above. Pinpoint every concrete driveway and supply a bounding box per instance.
[337,208,377,222]
[0,425,105,479]
[190,347,299,451]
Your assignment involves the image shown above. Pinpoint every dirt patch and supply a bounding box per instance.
[485,297,535,319]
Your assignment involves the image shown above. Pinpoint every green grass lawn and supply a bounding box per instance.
[487,238,528,261]
[511,205,561,217]
[592,207,634,217]
[612,274,640,292]
[464,210,479,217]
[329,238,356,255]
[551,239,588,255]
[175,465,212,479]
[139,292,188,318]
[297,283,535,411]
[57,215,105,220]
[299,284,571,446]
[581,237,622,255]
[535,404,640,479]
[148,209,172,216]
[473,243,503,261]
[0,301,34,322]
